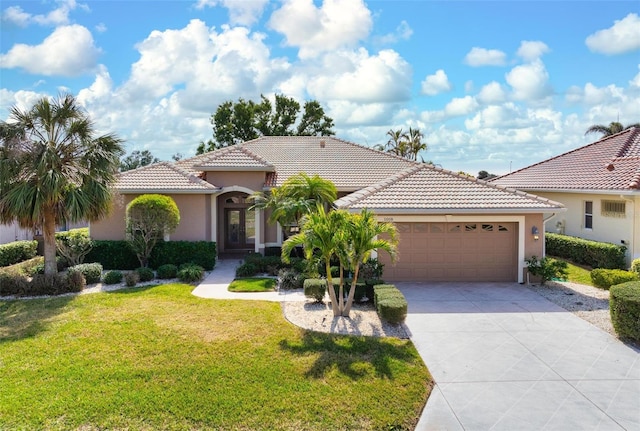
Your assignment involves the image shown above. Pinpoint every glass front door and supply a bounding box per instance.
[225,208,255,250]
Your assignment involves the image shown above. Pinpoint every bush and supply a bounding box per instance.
[373,284,407,324]
[136,267,155,282]
[0,272,29,296]
[334,279,367,302]
[546,233,626,269]
[66,269,87,292]
[525,256,568,285]
[27,272,83,296]
[359,258,385,280]
[609,281,640,341]
[590,268,638,289]
[264,246,282,257]
[236,262,259,278]
[278,268,305,290]
[103,270,123,285]
[70,263,103,284]
[55,228,92,266]
[86,241,138,270]
[0,240,38,267]
[124,271,139,287]
[157,264,178,279]
[0,256,43,277]
[177,264,204,283]
[365,279,385,302]
[303,279,327,302]
[631,258,640,276]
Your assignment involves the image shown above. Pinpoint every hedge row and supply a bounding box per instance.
[610,281,640,342]
[0,271,85,297]
[0,240,38,267]
[86,240,216,270]
[373,284,407,324]
[590,269,639,289]
[546,233,626,269]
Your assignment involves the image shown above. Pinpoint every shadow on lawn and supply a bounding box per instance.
[0,295,74,344]
[279,330,419,380]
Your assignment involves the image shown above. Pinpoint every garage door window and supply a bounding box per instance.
[482,224,493,231]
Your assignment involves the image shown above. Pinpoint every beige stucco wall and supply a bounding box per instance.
[90,193,209,241]
[205,171,266,191]
[532,191,638,265]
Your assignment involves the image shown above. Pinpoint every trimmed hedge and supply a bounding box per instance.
[0,240,38,267]
[546,233,626,269]
[157,264,178,279]
[334,279,367,303]
[0,271,85,297]
[373,284,407,324]
[86,240,217,270]
[590,269,638,290]
[610,281,640,341]
[303,278,327,302]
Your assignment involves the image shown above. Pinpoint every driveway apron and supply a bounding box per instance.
[397,282,640,431]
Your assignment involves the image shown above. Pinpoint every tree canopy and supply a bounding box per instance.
[120,150,160,171]
[585,121,640,137]
[197,94,335,154]
[0,94,123,275]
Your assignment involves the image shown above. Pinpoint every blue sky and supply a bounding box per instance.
[1,0,639,175]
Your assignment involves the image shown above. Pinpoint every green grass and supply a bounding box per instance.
[228,277,277,292]
[554,258,594,286]
[0,284,431,430]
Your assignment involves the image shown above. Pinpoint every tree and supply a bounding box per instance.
[406,127,427,161]
[585,121,640,137]
[477,170,497,180]
[0,94,123,276]
[197,94,335,154]
[126,194,180,267]
[120,150,159,171]
[384,128,409,158]
[382,127,428,161]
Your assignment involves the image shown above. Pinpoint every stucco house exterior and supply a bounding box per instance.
[91,136,564,283]
[492,127,640,266]
[0,222,32,245]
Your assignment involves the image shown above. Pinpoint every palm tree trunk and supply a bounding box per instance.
[342,264,360,316]
[338,264,345,314]
[43,210,58,276]
[325,261,340,316]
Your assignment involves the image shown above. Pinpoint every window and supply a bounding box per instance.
[601,200,626,218]
[584,201,593,229]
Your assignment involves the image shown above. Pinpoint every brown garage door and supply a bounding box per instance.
[380,222,518,282]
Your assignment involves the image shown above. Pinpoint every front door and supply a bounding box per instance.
[225,208,255,250]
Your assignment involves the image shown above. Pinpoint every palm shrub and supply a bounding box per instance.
[278,268,305,290]
[177,264,204,283]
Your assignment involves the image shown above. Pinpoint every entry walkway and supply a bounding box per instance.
[398,282,640,431]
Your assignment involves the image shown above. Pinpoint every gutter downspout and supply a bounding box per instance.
[542,213,557,258]
[620,195,635,265]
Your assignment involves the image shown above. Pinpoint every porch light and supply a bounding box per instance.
[531,226,539,241]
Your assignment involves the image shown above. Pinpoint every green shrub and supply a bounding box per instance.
[28,273,82,296]
[303,279,327,302]
[334,279,367,302]
[359,258,385,280]
[365,279,385,302]
[177,264,204,283]
[525,256,568,285]
[55,228,93,266]
[0,272,29,296]
[243,254,283,274]
[631,258,640,276]
[0,240,38,267]
[278,268,305,290]
[373,284,400,307]
[236,263,259,278]
[546,233,626,269]
[264,246,282,257]
[136,267,155,282]
[86,241,138,270]
[103,270,123,285]
[590,268,638,289]
[0,256,44,277]
[70,263,103,284]
[66,269,87,292]
[373,284,407,324]
[609,281,640,341]
[124,271,139,287]
[157,264,178,279]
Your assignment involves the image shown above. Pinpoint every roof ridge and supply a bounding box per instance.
[117,161,170,177]
[614,126,640,158]
[166,163,218,189]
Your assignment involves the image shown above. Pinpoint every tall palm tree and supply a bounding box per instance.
[0,94,124,275]
[585,121,640,137]
[342,209,397,316]
[406,127,427,162]
[385,128,410,159]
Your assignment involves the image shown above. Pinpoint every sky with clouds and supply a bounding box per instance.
[1,0,639,175]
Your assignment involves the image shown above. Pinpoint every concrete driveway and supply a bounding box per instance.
[396,282,640,431]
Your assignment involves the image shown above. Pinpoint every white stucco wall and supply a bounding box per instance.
[0,222,32,244]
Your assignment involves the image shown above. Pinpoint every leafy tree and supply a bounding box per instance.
[56,228,93,266]
[477,170,497,180]
[585,121,640,137]
[197,94,334,154]
[0,94,123,276]
[120,150,159,171]
[126,194,180,267]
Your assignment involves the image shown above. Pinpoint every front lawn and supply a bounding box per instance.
[228,277,277,292]
[554,257,594,286]
[0,284,431,430]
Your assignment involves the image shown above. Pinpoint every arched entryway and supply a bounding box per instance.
[218,192,255,256]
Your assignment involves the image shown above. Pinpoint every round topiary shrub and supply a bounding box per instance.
[135,267,155,282]
[103,270,123,285]
[177,264,204,283]
[124,271,140,287]
[70,263,103,285]
[157,264,178,279]
[610,281,640,342]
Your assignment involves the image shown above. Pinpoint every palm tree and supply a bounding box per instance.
[385,128,410,158]
[342,209,397,316]
[0,94,124,275]
[406,127,427,162]
[585,121,640,137]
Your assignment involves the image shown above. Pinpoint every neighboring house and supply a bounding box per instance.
[91,136,564,283]
[0,222,32,245]
[492,127,640,266]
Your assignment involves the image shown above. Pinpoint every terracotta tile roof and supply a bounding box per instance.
[492,127,640,191]
[115,162,218,192]
[188,145,275,171]
[334,164,564,213]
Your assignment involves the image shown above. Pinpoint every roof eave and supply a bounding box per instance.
[513,188,640,195]
[115,188,221,194]
[334,207,566,214]
[193,166,275,172]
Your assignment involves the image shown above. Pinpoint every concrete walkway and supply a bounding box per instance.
[398,282,640,431]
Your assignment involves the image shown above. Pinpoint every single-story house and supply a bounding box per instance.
[91,136,564,283]
[492,127,640,266]
[0,222,32,245]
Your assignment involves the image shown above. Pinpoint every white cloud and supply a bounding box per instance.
[421,69,452,96]
[505,59,552,102]
[95,23,107,33]
[195,0,268,26]
[586,13,640,55]
[631,65,640,88]
[326,100,392,125]
[77,65,113,105]
[516,40,550,61]
[376,20,413,45]
[0,89,46,117]
[0,25,101,76]
[1,0,86,27]
[477,81,506,104]
[268,0,372,59]
[2,6,31,26]
[444,96,479,117]
[464,47,506,67]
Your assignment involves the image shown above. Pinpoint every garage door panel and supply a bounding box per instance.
[381,222,517,282]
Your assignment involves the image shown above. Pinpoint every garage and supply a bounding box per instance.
[379,222,518,282]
